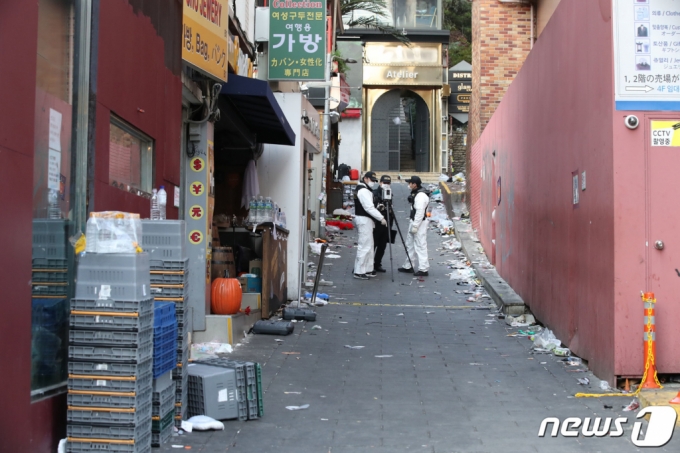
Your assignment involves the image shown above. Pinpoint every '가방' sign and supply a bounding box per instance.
[269,0,326,81]
[613,0,680,110]
[182,0,229,82]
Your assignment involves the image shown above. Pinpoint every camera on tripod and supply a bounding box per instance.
[381,184,392,201]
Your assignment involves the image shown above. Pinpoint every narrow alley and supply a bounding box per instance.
[158,182,679,453]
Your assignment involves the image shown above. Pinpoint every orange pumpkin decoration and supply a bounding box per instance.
[211,278,242,315]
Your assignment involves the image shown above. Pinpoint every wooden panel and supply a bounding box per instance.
[261,227,288,318]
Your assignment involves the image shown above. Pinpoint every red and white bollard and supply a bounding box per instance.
[641,292,661,389]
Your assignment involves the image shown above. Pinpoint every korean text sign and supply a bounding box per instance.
[269,0,327,81]
[182,0,228,82]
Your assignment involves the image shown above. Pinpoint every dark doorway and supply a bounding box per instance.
[370,90,430,172]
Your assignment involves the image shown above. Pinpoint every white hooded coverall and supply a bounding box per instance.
[402,190,429,272]
[354,184,385,275]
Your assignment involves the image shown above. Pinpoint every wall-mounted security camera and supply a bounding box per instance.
[301,109,310,124]
[625,115,639,130]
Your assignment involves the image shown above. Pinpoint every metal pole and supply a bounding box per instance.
[310,243,328,303]
[296,214,307,303]
[74,0,93,233]
[386,203,394,282]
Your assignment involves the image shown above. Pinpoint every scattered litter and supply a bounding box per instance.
[623,399,640,412]
[375,355,393,358]
[344,345,365,349]
[577,378,590,386]
[396,313,404,316]
[425,311,434,314]
[433,291,441,295]
[540,362,547,365]
[532,329,561,351]
[275,339,284,343]
[566,357,581,366]
[187,415,224,431]
[325,254,342,259]
[469,362,484,366]
[284,392,302,394]
[554,347,571,357]
[181,421,193,433]
[338,321,348,324]
[599,381,610,391]
[311,325,322,330]
[190,342,233,360]
[321,418,329,421]
[285,404,310,411]
[604,404,613,409]
[282,352,300,355]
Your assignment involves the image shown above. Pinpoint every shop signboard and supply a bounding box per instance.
[449,69,471,113]
[363,66,443,86]
[182,0,229,82]
[268,0,327,81]
[614,0,680,110]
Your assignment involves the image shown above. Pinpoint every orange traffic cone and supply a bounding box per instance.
[671,390,680,404]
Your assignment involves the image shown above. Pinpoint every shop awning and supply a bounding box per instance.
[220,75,296,146]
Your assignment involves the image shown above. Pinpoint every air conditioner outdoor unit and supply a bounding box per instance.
[255,7,269,42]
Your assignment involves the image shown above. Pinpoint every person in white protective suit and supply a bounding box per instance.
[398,175,430,276]
[353,171,387,280]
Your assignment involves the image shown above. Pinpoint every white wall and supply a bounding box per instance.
[338,117,363,172]
[257,93,304,298]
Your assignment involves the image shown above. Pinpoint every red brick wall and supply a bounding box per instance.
[469,0,533,148]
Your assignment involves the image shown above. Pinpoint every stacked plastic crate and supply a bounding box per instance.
[141,220,189,428]
[151,302,177,447]
[67,253,154,453]
[32,220,70,388]
[195,358,263,419]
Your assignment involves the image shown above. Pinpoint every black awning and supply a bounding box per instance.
[220,75,296,146]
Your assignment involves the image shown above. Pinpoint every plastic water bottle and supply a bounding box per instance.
[264,197,273,222]
[248,197,258,223]
[158,186,167,220]
[150,188,160,220]
[255,196,265,223]
[48,189,61,219]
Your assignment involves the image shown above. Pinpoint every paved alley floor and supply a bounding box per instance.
[159,182,679,453]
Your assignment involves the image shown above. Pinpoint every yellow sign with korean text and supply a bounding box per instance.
[650,120,680,147]
[182,0,228,82]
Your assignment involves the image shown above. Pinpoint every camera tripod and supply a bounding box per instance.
[384,200,414,282]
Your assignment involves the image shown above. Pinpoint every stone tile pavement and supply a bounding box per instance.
[157,182,679,452]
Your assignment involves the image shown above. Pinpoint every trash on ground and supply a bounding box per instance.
[375,355,393,358]
[566,357,582,365]
[181,421,193,433]
[554,347,571,357]
[599,381,610,390]
[577,378,590,385]
[281,352,300,355]
[396,313,404,316]
[285,404,310,411]
[532,329,561,351]
[284,391,302,394]
[604,404,613,409]
[190,342,233,360]
[325,254,342,259]
[186,415,224,431]
[623,399,640,412]
[344,345,365,349]
[311,325,322,330]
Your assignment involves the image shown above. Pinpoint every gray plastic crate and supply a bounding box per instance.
[69,327,153,347]
[150,258,189,271]
[186,364,240,420]
[150,284,189,297]
[32,270,69,283]
[32,219,68,261]
[66,418,152,440]
[196,358,257,420]
[32,257,68,269]
[67,398,151,425]
[175,378,188,404]
[67,431,151,453]
[32,283,68,296]
[174,405,187,428]
[151,422,172,447]
[70,310,153,332]
[70,298,154,314]
[67,385,152,408]
[75,253,151,301]
[67,369,152,393]
[153,369,173,392]
[149,271,189,284]
[68,342,153,363]
[152,384,175,417]
[141,219,186,260]
[68,358,152,377]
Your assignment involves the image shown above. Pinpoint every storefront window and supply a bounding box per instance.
[343,0,442,30]
[31,0,75,396]
[109,116,154,194]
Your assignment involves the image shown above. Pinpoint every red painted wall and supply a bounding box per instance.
[94,0,182,217]
[0,2,67,452]
[472,0,618,381]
